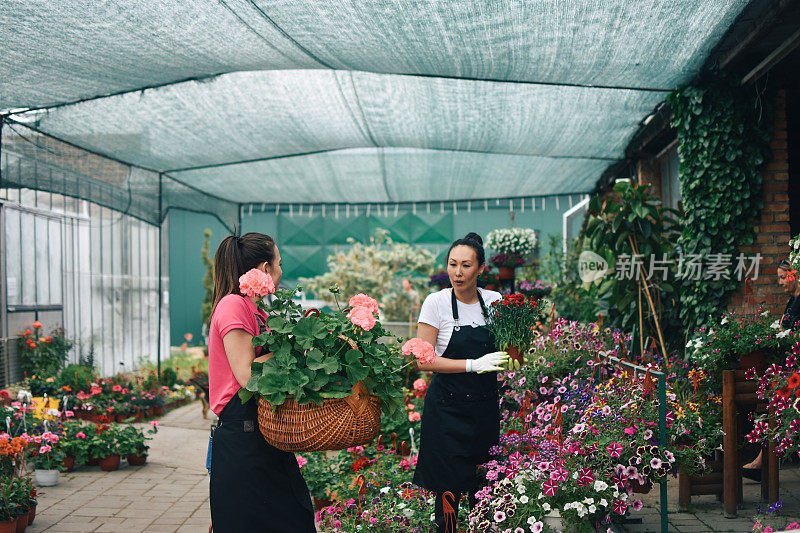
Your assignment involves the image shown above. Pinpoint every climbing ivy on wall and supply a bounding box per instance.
[667,73,772,331]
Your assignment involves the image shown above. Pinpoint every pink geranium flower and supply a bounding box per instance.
[38,445,51,454]
[347,306,377,331]
[76,432,86,439]
[349,294,379,315]
[296,455,307,468]
[238,268,276,298]
[401,338,437,365]
[408,411,421,422]
[413,378,428,392]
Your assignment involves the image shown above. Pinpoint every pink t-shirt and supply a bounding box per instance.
[208,294,268,416]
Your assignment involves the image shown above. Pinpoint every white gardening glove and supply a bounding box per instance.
[466,351,509,374]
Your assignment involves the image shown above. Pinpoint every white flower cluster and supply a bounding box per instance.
[486,228,538,256]
[789,234,800,268]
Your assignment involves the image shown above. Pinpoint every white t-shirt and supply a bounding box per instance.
[418,288,502,356]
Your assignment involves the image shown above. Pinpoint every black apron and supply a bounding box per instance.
[413,289,499,494]
[210,314,315,533]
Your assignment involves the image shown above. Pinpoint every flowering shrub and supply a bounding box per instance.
[746,346,800,459]
[687,308,796,383]
[243,285,405,416]
[429,271,450,288]
[517,280,553,299]
[490,252,525,268]
[486,228,538,257]
[17,322,72,377]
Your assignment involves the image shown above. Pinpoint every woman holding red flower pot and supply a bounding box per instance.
[208,232,314,533]
[413,232,509,533]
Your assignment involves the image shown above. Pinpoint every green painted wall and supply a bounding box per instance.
[168,210,227,346]
[170,199,576,345]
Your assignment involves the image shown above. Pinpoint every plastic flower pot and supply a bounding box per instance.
[62,456,75,472]
[544,510,563,532]
[34,469,59,487]
[99,455,121,471]
[311,497,332,511]
[27,505,35,526]
[127,454,147,466]
[498,266,516,280]
[0,520,13,533]
[505,345,525,367]
[15,511,28,532]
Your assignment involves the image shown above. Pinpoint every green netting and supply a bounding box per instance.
[0,0,747,108]
[0,124,238,227]
[0,0,752,209]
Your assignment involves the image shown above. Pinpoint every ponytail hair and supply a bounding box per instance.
[212,231,276,313]
[446,232,485,266]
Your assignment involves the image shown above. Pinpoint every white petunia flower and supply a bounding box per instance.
[778,330,791,338]
[520,495,529,504]
[594,480,608,491]
[771,320,781,329]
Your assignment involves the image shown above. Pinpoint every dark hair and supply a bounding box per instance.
[212,231,276,313]
[778,258,792,270]
[447,232,485,265]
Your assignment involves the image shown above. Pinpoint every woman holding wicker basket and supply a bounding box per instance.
[413,233,510,533]
[207,232,315,533]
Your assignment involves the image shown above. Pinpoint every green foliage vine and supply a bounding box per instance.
[667,72,772,331]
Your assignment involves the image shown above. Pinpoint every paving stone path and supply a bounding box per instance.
[29,401,214,532]
[619,466,800,533]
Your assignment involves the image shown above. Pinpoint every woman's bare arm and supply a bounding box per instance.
[222,329,258,387]
[415,323,467,373]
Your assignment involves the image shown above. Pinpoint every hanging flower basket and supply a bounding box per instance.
[257,381,381,452]
[497,266,516,280]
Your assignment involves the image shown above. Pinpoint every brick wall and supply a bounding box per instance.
[728,89,790,312]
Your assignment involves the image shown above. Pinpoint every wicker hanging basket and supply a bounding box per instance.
[256,332,381,452]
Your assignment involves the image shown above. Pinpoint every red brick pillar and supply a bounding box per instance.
[728,90,790,313]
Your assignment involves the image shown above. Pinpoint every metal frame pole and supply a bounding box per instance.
[157,173,162,377]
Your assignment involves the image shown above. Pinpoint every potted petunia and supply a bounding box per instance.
[486,228,538,280]
[240,272,406,452]
[516,279,553,300]
[428,271,450,290]
[27,431,64,486]
[687,307,797,388]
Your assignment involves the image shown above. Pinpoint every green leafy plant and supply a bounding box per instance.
[117,423,158,457]
[667,72,772,331]
[87,424,120,458]
[57,363,97,392]
[241,286,405,417]
[200,228,214,327]
[584,180,683,355]
[537,234,598,323]
[60,419,91,464]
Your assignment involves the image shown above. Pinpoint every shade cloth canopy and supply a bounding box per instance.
[0,0,751,222]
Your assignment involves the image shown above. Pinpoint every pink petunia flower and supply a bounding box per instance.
[607,442,623,458]
[613,500,627,515]
[238,268,276,298]
[542,479,559,496]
